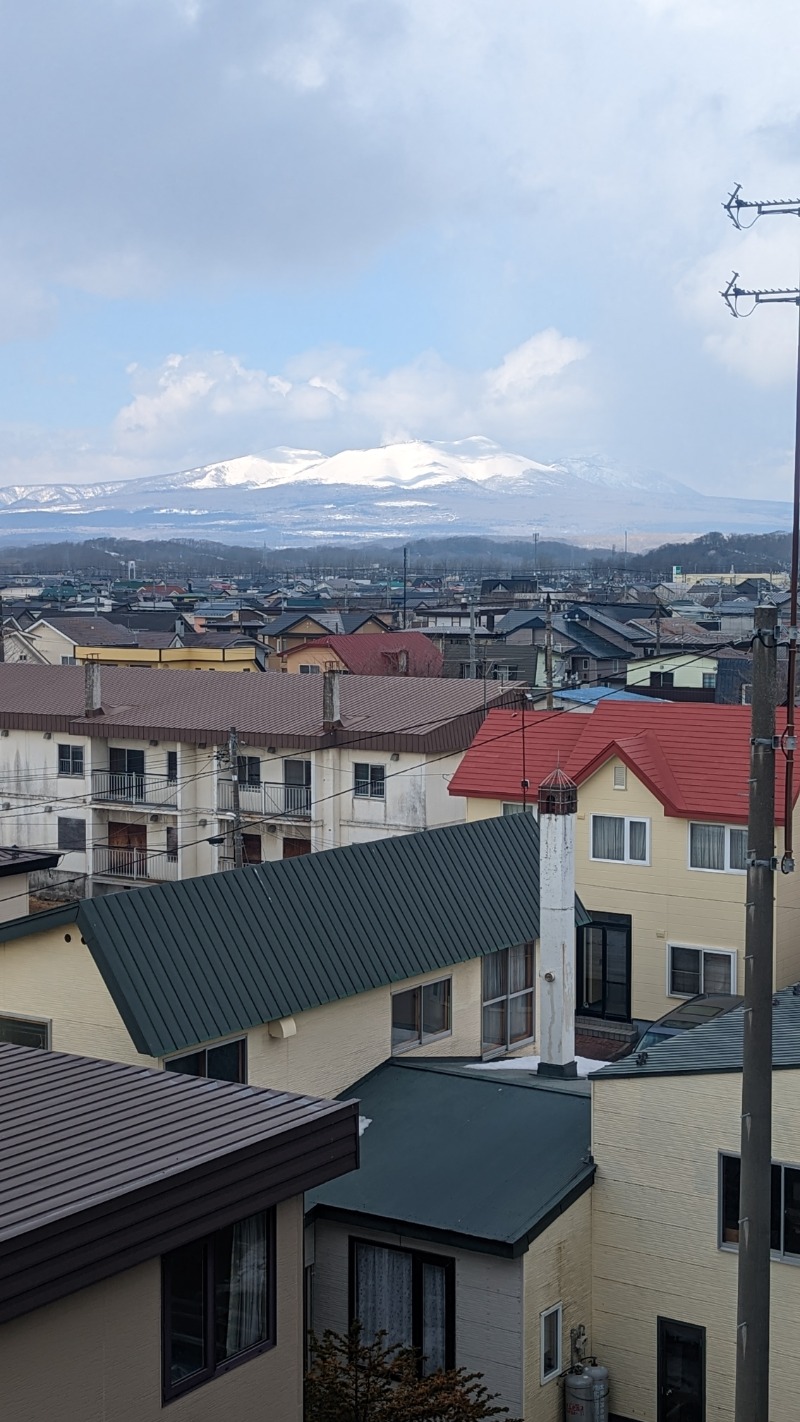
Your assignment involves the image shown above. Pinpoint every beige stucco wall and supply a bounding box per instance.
[0,927,485,1095]
[462,762,800,1023]
[592,1070,800,1422]
[522,1190,593,1422]
[310,1217,526,1417]
[626,655,718,689]
[0,1196,304,1422]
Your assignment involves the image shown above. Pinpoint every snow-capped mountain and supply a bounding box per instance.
[0,437,791,547]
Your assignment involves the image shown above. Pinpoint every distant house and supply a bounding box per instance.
[308,1058,594,1422]
[0,847,60,924]
[2,614,139,666]
[281,632,443,678]
[0,1041,357,1422]
[591,987,800,1422]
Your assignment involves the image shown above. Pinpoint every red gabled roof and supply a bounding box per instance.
[290,632,444,678]
[449,701,797,825]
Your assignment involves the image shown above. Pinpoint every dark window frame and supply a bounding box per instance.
[391,977,452,1054]
[719,1151,800,1261]
[354,763,386,799]
[57,743,85,777]
[166,750,178,783]
[163,1036,247,1084]
[161,1208,276,1404]
[237,755,261,787]
[0,1013,51,1049]
[348,1236,456,1374]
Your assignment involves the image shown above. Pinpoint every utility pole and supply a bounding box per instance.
[403,546,408,630]
[721,183,800,1422]
[545,593,554,710]
[468,600,477,679]
[655,604,662,659]
[227,726,244,869]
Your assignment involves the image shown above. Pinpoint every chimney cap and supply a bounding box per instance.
[538,766,577,815]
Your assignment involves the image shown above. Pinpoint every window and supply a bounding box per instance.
[702,672,717,690]
[162,1209,274,1401]
[354,763,386,799]
[57,816,86,852]
[237,755,261,786]
[350,1239,454,1375]
[482,944,535,1055]
[720,1154,800,1260]
[689,823,747,873]
[741,684,753,706]
[164,1037,247,1083]
[61,655,77,665]
[650,670,674,688]
[612,764,627,790]
[668,944,736,997]
[391,979,451,1052]
[166,750,178,782]
[242,833,262,864]
[540,1303,562,1384]
[299,664,321,674]
[166,826,178,861]
[502,802,534,816]
[0,1013,50,1049]
[57,744,84,777]
[591,814,649,864]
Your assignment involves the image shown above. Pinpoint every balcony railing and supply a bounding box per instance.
[93,845,179,882]
[91,770,179,808]
[217,779,311,820]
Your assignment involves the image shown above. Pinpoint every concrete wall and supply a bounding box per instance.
[591,1070,800,1422]
[522,1191,593,1422]
[462,762,800,1024]
[0,1196,304,1422]
[310,1218,525,1418]
[0,872,29,922]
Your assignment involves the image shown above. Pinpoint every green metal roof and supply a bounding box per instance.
[306,1058,594,1256]
[596,984,800,1080]
[6,814,588,1059]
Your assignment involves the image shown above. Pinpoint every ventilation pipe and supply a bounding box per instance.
[84,660,103,717]
[537,767,578,1077]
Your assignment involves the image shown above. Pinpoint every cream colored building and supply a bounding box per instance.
[449,703,800,1030]
[591,987,800,1422]
[625,652,719,692]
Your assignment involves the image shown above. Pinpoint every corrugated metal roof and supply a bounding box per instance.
[596,984,800,1079]
[2,815,587,1057]
[0,663,523,752]
[307,1058,594,1255]
[291,632,443,678]
[0,1041,355,1241]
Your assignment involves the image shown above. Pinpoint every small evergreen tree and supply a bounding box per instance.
[305,1324,518,1422]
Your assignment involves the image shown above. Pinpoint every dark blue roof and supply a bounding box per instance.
[307,1058,594,1255]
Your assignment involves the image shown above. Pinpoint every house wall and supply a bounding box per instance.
[0,1196,304,1422]
[626,655,717,689]
[17,621,76,665]
[310,1218,525,1419]
[75,645,260,671]
[591,1070,800,1422]
[522,1191,593,1422]
[281,645,347,673]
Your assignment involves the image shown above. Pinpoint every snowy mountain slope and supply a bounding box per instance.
[0,437,791,546]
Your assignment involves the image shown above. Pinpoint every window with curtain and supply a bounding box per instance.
[482,944,535,1055]
[162,1209,273,1401]
[720,1154,800,1258]
[391,979,452,1052]
[351,1240,454,1374]
[165,1037,247,1083]
[689,823,747,873]
[591,815,649,864]
[668,945,735,997]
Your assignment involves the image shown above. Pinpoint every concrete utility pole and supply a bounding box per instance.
[468,600,477,679]
[403,546,408,630]
[227,726,244,870]
[545,593,554,710]
[735,604,778,1422]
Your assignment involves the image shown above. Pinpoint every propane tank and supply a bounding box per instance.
[564,1368,593,1419]
[585,1363,609,1422]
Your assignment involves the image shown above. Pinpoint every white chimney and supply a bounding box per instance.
[84,660,103,718]
[536,768,578,1078]
[322,669,342,731]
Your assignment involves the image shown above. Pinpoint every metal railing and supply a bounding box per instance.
[92,845,179,881]
[217,779,311,819]
[91,770,179,808]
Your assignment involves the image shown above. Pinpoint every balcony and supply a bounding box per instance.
[217,779,311,820]
[92,770,179,809]
[92,846,179,882]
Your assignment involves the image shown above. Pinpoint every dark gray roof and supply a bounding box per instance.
[596,984,800,1079]
[0,846,61,878]
[0,1042,357,1323]
[307,1058,594,1256]
[1,815,588,1058]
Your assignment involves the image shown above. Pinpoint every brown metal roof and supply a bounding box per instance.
[0,663,524,751]
[35,615,139,647]
[0,1042,358,1322]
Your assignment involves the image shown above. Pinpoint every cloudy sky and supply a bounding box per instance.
[2,0,800,495]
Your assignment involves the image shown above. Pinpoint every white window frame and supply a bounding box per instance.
[0,1011,52,1050]
[540,1302,562,1384]
[590,813,650,865]
[687,822,747,875]
[354,763,386,800]
[612,764,627,790]
[667,942,737,999]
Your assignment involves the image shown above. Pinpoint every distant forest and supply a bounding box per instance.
[0,530,792,581]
